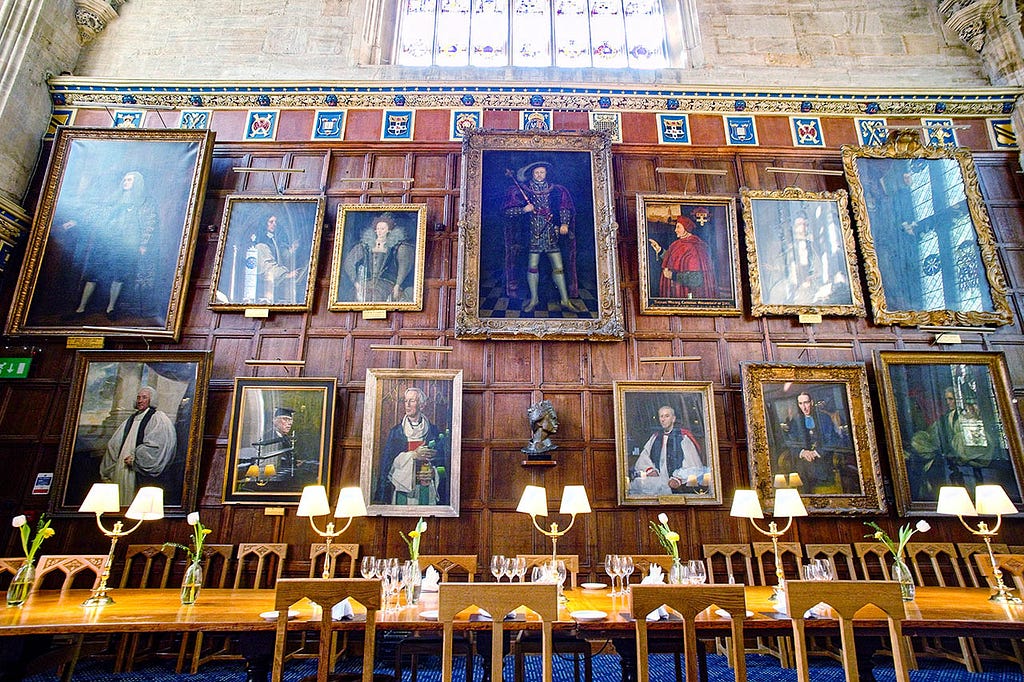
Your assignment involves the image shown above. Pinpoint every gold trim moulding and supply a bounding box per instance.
[232,167,306,174]
[775,342,855,349]
[336,177,415,185]
[369,344,453,353]
[655,168,728,176]
[918,325,996,334]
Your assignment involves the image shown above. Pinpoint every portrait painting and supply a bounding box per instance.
[636,194,741,315]
[359,368,463,517]
[5,127,215,340]
[740,186,865,318]
[50,350,212,516]
[455,129,623,340]
[613,381,722,506]
[740,362,886,514]
[842,130,1013,327]
[874,351,1024,515]
[209,195,326,311]
[328,204,427,311]
[222,378,336,505]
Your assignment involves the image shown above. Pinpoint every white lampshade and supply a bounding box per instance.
[773,488,808,518]
[936,486,978,517]
[559,485,592,515]
[297,485,331,517]
[729,489,764,519]
[334,487,368,518]
[516,485,548,517]
[975,484,1017,516]
[79,483,121,514]
[125,487,164,520]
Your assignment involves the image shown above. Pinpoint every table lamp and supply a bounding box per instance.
[936,484,1020,603]
[79,483,164,607]
[517,484,591,565]
[730,487,807,601]
[297,485,367,579]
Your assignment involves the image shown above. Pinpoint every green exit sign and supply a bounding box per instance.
[0,358,32,379]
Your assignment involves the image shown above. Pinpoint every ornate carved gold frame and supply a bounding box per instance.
[740,186,866,318]
[842,130,1012,327]
[740,362,887,515]
[455,129,623,340]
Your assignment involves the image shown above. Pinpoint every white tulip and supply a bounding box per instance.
[11,515,26,528]
[187,512,200,526]
[915,520,930,533]
[658,513,669,525]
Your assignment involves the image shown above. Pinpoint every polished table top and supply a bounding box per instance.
[2,585,1022,637]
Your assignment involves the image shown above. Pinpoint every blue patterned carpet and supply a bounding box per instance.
[22,650,1024,681]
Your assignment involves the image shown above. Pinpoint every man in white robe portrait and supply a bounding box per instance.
[101,386,177,505]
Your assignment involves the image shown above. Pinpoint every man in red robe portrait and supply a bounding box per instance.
[648,214,716,299]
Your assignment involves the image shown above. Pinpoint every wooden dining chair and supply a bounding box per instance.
[974,553,1024,593]
[958,542,1009,587]
[439,582,558,682]
[752,541,802,586]
[30,555,106,682]
[971,553,1024,671]
[419,554,478,582]
[514,554,590,682]
[515,554,579,588]
[172,544,234,673]
[190,543,288,673]
[702,544,754,585]
[905,541,979,672]
[803,543,858,580]
[631,584,746,682]
[0,557,25,589]
[114,544,178,672]
[853,542,892,581]
[271,578,383,682]
[628,555,677,581]
[785,580,911,682]
[396,555,478,682]
[309,543,360,578]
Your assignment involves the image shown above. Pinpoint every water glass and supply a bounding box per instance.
[360,555,377,579]
[813,558,835,581]
[604,554,617,594]
[513,557,528,582]
[687,560,707,584]
[490,555,507,582]
[620,556,635,592]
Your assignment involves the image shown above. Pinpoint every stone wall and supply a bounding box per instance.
[71,0,986,87]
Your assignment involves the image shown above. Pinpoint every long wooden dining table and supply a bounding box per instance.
[2,584,1022,638]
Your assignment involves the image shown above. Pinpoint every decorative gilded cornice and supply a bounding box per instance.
[0,194,30,248]
[75,0,127,46]
[45,78,1023,117]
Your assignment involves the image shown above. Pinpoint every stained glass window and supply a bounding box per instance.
[397,0,674,68]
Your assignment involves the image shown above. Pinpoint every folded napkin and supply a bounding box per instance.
[331,598,354,621]
[646,606,669,621]
[640,564,665,585]
[421,565,441,592]
[470,608,521,622]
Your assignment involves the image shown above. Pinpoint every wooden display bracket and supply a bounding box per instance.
[521,459,557,467]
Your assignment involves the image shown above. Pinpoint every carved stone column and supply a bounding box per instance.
[939,0,1024,165]
[75,0,127,45]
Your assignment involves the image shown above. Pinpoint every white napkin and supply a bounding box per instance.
[331,598,354,620]
[646,606,669,621]
[421,565,441,592]
[641,564,665,584]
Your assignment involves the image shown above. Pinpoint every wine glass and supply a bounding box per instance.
[490,555,507,582]
[531,566,545,583]
[513,557,528,583]
[687,559,707,585]
[614,557,630,593]
[554,560,567,600]
[610,555,624,596]
[360,555,377,579]
[813,558,835,581]
[502,557,517,583]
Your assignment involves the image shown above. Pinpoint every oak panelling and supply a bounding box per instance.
[208,154,249,190]
[340,392,366,441]
[492,393,533,440]
[461,392,485,442]
[488,450,532,504]
[588,393,616,442]
[458,444,484,506]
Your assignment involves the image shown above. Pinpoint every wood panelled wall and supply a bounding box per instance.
[3,139,1024,577]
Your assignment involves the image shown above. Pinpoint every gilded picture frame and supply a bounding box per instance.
[455,129,623,340]
[328,204,428,311]
[50,350,212,516]
[222,377,337,505]
[740,186,865,318]
[842,130,1013,327]
[209,195,326,311]
[613,381,723,506]
[636,194,741,316]
[5,127,215,340]
[874,350,1024,515]
[360,368,463,517]
[740,362,886,515]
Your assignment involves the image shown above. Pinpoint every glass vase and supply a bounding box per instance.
[891,557,915,601]
[403,560,422,606]
[6,560,35,607]
[180,560,203,605]
[668,558,685,585]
